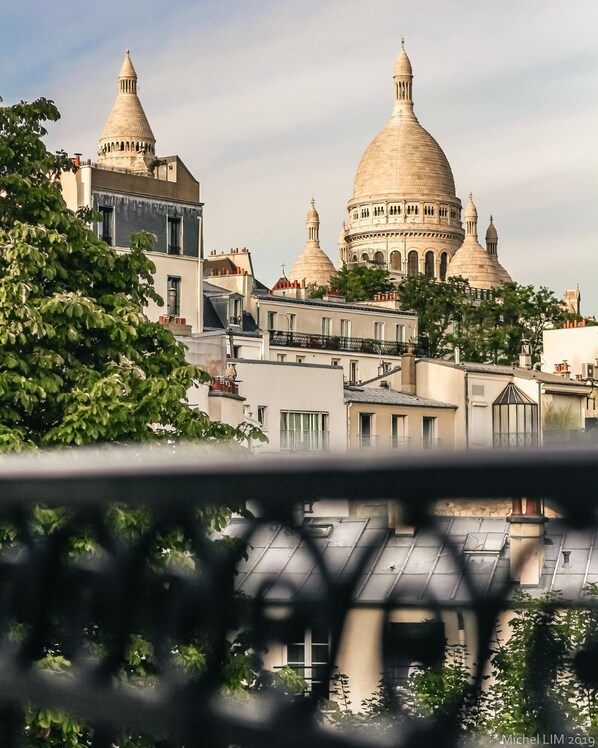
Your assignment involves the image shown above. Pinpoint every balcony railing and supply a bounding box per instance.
[280,429,329,451]
[0,447,597,746]
[269,329,422,356]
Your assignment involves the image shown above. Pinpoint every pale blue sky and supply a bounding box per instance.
[3,0,597,312]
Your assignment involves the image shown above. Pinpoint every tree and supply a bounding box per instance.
[0,96,265,746]
[397,273,570,364]
[0,97,262,450]
[308,264,394,302]
[398,274,472,358]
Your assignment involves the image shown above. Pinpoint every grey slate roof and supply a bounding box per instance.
[344,387,457,409]
[421,358,590,389]
[224,516,598,605]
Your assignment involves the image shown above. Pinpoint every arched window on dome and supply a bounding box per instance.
[439,252,448,281]
[120,142,125,151]
[407,251,418,277]
[351,254,358,263]
[425,252,435,278]
[361,253,370,262]
[374,251,384,265]
[390,251,401,271]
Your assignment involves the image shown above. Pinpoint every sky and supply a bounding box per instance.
[2,0,598,312]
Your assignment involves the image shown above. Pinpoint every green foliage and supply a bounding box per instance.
[0,96,264,450]
[0,96,267,746]
[398,274,568,363]
[308,264,394,302]
[399,274,472,358]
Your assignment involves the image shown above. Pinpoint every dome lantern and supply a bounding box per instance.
[485,215,498,256]
[393,38,414,116]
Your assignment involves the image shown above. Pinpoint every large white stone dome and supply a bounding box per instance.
[352,116,456,202]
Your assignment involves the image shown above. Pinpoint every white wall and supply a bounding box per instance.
[234,359,347,454]
[543,327,598,378]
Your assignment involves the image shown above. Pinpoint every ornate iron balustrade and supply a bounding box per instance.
[0,447,598,746]
[269,330,423,357]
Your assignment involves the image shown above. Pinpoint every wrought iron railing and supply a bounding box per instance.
[269,330,423,357]
[0,447,598,746]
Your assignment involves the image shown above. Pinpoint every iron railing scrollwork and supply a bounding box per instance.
[0,448,597,746]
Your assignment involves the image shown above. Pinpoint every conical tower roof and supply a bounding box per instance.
[97,51,156,174]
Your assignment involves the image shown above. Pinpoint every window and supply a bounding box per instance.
[340,319,351,338]
[374,322,384,341]
[439,206,448,218]
[373,205,385,217]
[229,298,242,325]
[374,251,385,265]
[359,413,373,448]
[286,624,330,699]
[167,216,182,254]
[424,251,435,278]
[392,415,407,448]
[424,205,434,216]
[471,404,488,447]
[385,621,445,689]
[439,252,448,281]
[267,311,276,331]
[296,356,305,363]
[390,250,401,271]
[407,250,419,277]
[389,205,401,216]
[396,324,405,343]
[349,360,359,383]
[257,406,267,427]
[352,210,358,220]
[280,411,329,451]
[360,207,370,219]
[322,317,332,336]
[493,383,539,447]
[422,417,437,448]
[331,358,340,366]
[450,208,457,220]
[166,276,181,317]
[99,206,113,245]
[406,204,419,216]
[287,313,296,332]
[276,353,286,362]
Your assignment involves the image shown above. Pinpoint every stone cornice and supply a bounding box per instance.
[345,228,465,244]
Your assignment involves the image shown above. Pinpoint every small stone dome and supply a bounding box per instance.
[447,241,503,290]
[485,216,498,241]
[288,200,336,287]
[394,43,412,77]
[448,195,510,290]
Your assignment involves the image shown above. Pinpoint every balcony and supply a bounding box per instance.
[269,329,421,356]
[209,375,239,395]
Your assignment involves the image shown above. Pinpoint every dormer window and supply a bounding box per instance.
[229,298,242,325]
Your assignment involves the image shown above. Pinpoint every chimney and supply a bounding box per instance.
[401,347,416,395]
[508,497,546,586]
[518,339,532,370]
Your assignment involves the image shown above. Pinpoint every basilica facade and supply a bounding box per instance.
[290,42,511,293]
